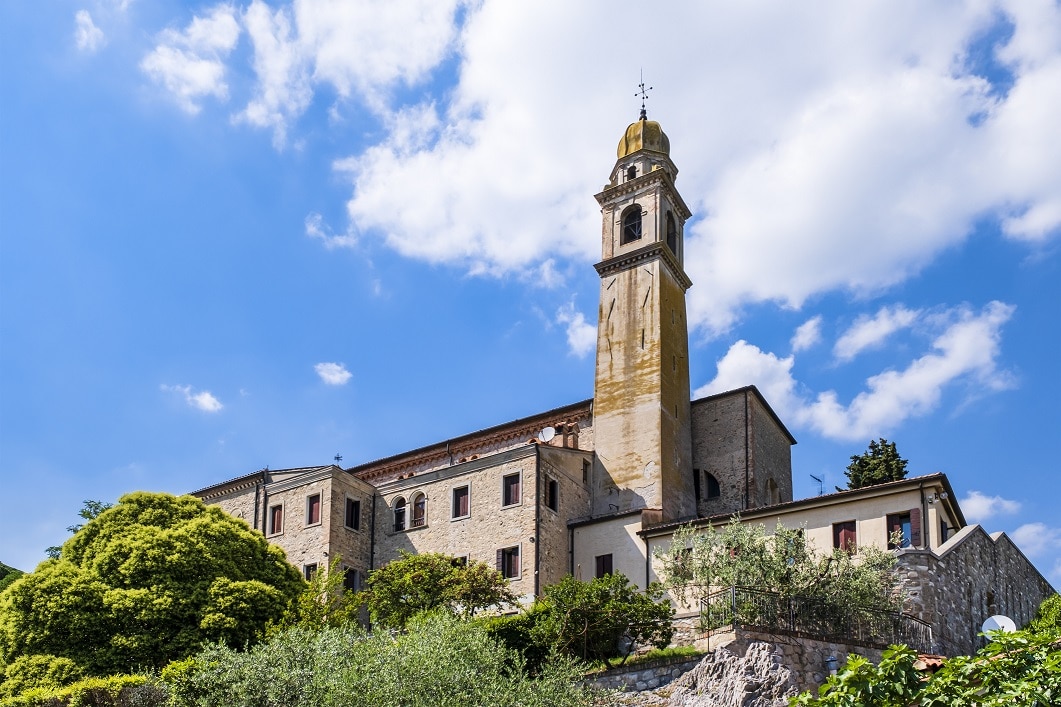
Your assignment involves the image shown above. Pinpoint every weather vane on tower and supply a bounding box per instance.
[636,71,653,120]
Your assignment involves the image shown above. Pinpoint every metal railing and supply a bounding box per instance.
[701,586,933,654]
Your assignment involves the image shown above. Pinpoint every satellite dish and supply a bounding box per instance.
[982,615,1017,634]
[540,426,556,443]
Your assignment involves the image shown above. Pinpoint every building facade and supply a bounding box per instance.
[192,112,1054,655]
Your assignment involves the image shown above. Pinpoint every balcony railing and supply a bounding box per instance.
[700,586,933,654]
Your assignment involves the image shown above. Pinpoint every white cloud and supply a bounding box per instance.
[161,384,224,412]
[74,10,105,53]
[315,362,352,385]
[1010,522,1061,559]
[555,302,596,358]
[695,301,1015,441]
[305,212,356,249]
[960,490,1022,523]
[834,305,920,362]
[791,316,822,353]
[141,4,241,114]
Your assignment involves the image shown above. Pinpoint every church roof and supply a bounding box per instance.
[617,116,670,157]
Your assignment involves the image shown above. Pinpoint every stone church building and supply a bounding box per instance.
[194,111,1053,657]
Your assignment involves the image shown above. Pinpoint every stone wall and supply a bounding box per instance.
[721,629,884,692]
[538,447,592,589]
[691,391,748,517]
[587,655,704,693]
[747,394,793,508]
[898,523,1056,656]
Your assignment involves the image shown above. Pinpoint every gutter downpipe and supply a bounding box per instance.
[260,468,269,535]
[534,445,542,597]
[369,494,378,570]
[253,482,261,531]
[918,479,928,550]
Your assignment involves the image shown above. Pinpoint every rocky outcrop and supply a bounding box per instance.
[614,641,799,707]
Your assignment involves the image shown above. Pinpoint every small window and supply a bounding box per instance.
[595,554,613,578]
[887,509,922,548]
[304,563,318,581]
[451,555,468,568]
[545,477,559,512]
[665,211,678,254]
[498,545,520,579]
[268,504,283,535]
[833,521,857,553]
[626,165,637,181]
[342,566,361,592]
[345,497,360,530]
[393,497,406,532]
[502,473,521,507]
[705,472,721,500]
[621,205,642,244]
[582,459,591,485]
[452,486,470,519]
[306,493,321,526]
[412,493,427,528]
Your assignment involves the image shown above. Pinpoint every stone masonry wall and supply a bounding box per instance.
[899,524,1055,656]
[691,392,747,517]
[538,447,592,589]
[748,395,792,508]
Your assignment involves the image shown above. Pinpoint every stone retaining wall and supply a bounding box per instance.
[586,655,705,692]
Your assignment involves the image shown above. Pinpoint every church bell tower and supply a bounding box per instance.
[592,109,695,522]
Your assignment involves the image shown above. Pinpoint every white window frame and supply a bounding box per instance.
[498,543,522,580]
[305,492,323,528]
[451,484,471,520]
[266,501,285,537]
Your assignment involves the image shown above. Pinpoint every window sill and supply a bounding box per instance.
[450,514,470,522]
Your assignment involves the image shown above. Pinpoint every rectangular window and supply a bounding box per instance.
[497,545,520,579]
[887,513,912,549]
[306,493,322,526]
[268,504,283,535]
[345,497,360,530]
[595,554,613,578]
[502,473,521,507]
[452,486,470,519]
[832,521,857,553]
[451,555,468,568]
[545,478,559,512]
[342,566,360,592]
[582,459,590,485]
[304,563,318,581]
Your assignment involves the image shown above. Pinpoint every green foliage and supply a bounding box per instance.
[0,564,23,595]
[479,604,552,675]
[531,574,674,666]
[655,520,901,615]
[1028,592,1061,635]
[0,655,84,698]
[791,594,1061,706]
[361,550,515,629]
[844,438,909,490]
[0,492,304,676]
[163,611,600,707]
[45,501,113,560]
[274,557,361,632]
[0,673,165,707]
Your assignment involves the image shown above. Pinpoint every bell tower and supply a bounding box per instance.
[592,109,695,521]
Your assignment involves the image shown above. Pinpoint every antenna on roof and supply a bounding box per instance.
[334,453,343,465]
[810,474,824,496]
[635,70,653,120]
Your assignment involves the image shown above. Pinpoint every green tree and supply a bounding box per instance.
[531,573,674,666]
[361,550,515,629]
[0,562,22,594]
[843,438,908,490]
[45,500,113,560]
[277,556,361,632]
[0,492,304,677]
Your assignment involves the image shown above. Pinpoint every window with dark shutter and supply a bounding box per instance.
[393,497,406,532]
[268,504,283,535]
[546,478,559,511]
[502,473,521,506]
[595,554,613,578]
[909,508,922,547]
[833,521,857,552]
[498,546,520,579]
[345,498,360,530]
[306,494,321,525]
[452,486,470,518]
[666,211,678,253]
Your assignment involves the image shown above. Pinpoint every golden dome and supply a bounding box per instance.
[617,116,670,158]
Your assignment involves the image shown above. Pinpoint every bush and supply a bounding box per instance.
[479,605,552,675]
[0,673,167,707]
[0,655,84,698]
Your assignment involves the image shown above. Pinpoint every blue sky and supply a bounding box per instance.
[2,1,1059,589]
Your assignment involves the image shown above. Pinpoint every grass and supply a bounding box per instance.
[598,645,705,671]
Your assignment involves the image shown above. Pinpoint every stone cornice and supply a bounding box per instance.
[594,242,693,291]
[595,169,692,220]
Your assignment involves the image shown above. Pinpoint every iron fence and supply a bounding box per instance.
[700,586,933,654]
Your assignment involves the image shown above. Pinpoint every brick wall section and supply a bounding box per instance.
[372,447,540,599]
[898,524,1056,655]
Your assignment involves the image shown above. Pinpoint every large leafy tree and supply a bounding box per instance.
[360,550,516,629]
[531,573,674,666]
[843,438,909,490]
[655,520,901,614]
[0,562,22,594]
[0,492,304,676]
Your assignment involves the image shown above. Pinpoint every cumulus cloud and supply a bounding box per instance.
[315,362,352,385]
[695,301,1015,441]
[305,212,356,249]
[141,4,241,114]
[834,305,920,361]
[791,316,822,353]
[161,384,223,412]
[555,302,596,358]
[1010,522,1061,559]
[74,10,105,53]
[960,490,1022,523]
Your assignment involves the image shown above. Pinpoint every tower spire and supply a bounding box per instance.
[635,71,652,120]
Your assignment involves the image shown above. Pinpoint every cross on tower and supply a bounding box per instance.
[635,71,653,120]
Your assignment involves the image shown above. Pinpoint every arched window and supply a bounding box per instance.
[412,492,427,528]
[626,165,637,181]
[705,472,721,500]
[621,205,642,245]
[393,497,406,532]
[766,478,780,505]
[666,211,678,254]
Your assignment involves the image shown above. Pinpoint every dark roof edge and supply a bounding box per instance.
[639,472,952,536]
[348,398,593,475]
[692,385,797,445]
[190,465,336,497]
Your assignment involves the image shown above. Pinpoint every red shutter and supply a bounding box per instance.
[496,549,504,573]
[910,508,922,547]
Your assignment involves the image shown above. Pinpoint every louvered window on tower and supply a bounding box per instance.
[621,205,642,244]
